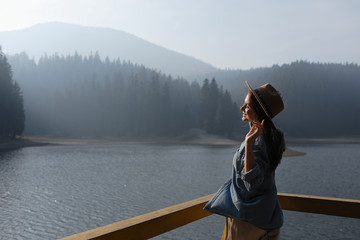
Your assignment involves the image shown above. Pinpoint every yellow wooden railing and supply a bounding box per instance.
[59,193,360,240]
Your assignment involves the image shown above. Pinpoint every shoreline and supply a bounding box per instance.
[22,135,306,157]
[23,135,240,146]
[10,134,359,157]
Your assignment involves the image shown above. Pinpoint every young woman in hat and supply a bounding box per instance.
[205,81,285,240]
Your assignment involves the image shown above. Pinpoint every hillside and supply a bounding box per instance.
[0,22,217,78]
[195,61,360,137]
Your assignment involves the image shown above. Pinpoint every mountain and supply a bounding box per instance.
[0,22,217,78]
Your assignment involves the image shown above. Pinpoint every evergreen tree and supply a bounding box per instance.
[216,89,238,137]
[0,47,25,139]
[199,78,210,131]
[207,78,219,133]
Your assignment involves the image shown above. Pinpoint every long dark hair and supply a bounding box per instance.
[249,91,285,172]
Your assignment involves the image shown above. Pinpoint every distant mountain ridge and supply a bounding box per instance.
[0,22,217,78]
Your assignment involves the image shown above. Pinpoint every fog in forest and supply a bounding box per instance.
[3,50,360,140]
[1,23,360,140]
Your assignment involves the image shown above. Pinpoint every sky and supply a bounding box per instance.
[1,0,360,69]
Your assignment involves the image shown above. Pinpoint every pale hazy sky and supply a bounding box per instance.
[1,0,359,69]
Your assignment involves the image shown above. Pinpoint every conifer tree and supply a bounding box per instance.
[0,47,25,139]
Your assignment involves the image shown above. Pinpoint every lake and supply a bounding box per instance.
[0,141,359,239]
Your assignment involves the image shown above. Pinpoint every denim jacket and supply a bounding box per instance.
[231,134,283,230]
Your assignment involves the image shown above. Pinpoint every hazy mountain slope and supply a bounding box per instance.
[0,22,217,77]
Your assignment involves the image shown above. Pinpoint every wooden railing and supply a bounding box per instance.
[59,193,360,240]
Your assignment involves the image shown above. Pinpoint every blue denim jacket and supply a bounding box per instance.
[231,135,283,230]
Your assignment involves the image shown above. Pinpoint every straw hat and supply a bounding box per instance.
[245,81,284,123]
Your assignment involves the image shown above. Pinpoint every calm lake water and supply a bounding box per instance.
[0,141,359,240]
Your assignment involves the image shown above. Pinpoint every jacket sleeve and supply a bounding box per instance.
[239,138,268,192]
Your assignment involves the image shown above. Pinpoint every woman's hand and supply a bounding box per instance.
[245,120,265,144]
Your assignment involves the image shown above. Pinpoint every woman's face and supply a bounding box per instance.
[240,93,257,122]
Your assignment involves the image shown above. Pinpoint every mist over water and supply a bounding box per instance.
[1,4,360,240]
[0,142,359,240]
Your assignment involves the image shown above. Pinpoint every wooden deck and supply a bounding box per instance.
[59,193,360,240]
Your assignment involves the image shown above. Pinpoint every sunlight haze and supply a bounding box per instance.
[1,0,359,69]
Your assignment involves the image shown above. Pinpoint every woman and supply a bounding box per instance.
[204,81,285,240]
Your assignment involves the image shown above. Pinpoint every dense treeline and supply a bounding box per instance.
[0,48,25,139]
[7,50,360,139]
[8,52,239,138]
[197,61,360,137]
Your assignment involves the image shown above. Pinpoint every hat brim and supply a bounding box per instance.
[245,81,275,127]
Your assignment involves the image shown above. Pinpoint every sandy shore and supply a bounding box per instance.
[282,148,306,157]
[24,135,238,146]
